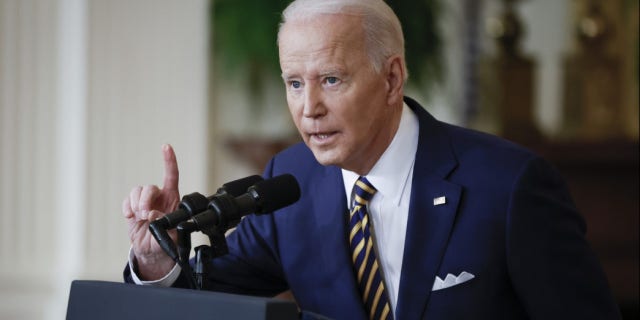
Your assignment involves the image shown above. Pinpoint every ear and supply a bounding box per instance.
[384,55,405,105]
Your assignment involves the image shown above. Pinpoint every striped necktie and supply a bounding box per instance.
[349,177,392,320]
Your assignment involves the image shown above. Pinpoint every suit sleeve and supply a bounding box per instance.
[506,157,621,319]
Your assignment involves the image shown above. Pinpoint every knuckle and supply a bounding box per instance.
[141,184,160,195]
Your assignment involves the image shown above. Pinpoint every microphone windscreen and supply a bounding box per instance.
[251,174,301,213]
[220,175,264,197]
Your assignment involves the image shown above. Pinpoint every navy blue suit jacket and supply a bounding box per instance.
[126,97,619,319]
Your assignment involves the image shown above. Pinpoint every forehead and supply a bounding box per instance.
[278,14,368,73]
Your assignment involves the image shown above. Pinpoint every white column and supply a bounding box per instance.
[0,0,210,319]
[49,0,89,317]
[0,0,62,319]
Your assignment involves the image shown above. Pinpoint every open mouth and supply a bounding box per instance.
[315,133,333,139]
[309,131,338,144]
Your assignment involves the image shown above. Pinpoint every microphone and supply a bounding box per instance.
[175,174,300,284]
[152,175,264,230]
[149,174,264,262]
[178,173,300,237]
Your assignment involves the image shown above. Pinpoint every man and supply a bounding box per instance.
[123,0,620,319]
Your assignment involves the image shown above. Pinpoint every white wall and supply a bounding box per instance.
[0,0,209,318]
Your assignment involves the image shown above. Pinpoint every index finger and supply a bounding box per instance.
[161,144,179,192]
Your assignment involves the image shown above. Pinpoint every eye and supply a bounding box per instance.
[290,80,302,89]
[325,77,339,85]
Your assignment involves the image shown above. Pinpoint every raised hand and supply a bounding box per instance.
[123,144,181,280]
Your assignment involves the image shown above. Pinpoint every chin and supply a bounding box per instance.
[309,149,342,167]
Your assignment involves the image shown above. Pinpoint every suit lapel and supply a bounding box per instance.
[395,177,461,319]
[311,165,368,318]
[395,98,462,319]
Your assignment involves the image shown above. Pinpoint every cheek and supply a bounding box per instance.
[347,122,368,146]
[286,95,299,117]
[287,99,305,132]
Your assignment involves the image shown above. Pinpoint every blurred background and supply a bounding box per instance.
[0,0,637,318]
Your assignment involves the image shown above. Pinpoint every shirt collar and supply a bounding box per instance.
[342,102,419,207]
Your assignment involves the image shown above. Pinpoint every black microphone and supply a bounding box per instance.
[178,173,300,236]
[149,174,263,262]
[152,175,264,230]
[175,174,300,280]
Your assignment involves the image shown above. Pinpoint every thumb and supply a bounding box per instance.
[161,144,179,192]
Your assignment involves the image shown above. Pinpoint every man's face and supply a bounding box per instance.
[278,14,399,174]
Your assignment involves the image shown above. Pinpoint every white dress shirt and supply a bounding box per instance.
[342,102,419,314]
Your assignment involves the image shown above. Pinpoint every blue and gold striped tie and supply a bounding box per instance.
[349,177,392,320]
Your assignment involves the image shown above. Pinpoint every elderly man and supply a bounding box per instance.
[123,0,620,319]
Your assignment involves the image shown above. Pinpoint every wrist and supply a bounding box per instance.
[134,254,176,281]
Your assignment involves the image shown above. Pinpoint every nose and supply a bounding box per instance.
[302,84,326,119]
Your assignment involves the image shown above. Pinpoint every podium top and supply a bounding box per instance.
[66,280,299,320]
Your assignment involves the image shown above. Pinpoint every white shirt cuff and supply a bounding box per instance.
[128,247,181,287]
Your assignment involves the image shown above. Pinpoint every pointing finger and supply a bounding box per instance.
[161,144,179,193]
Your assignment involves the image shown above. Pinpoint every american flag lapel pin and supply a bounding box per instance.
[433,196,446,206]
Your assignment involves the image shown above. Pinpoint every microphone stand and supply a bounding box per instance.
[176,221,198,289]
[177,220,239,290]
[194,226,228,290]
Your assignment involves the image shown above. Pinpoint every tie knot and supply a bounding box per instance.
[353,177,377,206]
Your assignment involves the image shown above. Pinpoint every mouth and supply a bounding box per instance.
[308,131,338,145]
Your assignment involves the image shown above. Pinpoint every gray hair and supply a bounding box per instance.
[278,0,408,81]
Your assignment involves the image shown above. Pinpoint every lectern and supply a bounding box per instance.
[66,280,299,320]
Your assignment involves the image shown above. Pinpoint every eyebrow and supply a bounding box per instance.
[281,67,346,80]
[319,69,345,78]
[281,73,296,80]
